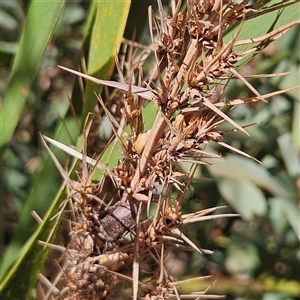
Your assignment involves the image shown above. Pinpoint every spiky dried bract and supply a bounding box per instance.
[39,0,299,299]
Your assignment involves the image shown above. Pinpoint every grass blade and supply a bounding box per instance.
[0,118,79,277]
[0,0,66,160]
[81,0,131,128]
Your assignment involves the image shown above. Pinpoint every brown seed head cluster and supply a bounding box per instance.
[40,0,299,299]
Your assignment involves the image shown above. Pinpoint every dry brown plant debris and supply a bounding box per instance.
[38,1,299,299]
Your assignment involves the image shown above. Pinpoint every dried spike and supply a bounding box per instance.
[217,141,262,164]
[234,19,300,47]
[201,97,249,136]
[38,273,60,296]
[42,135,114,176]
[229,67,267,103]
[168,275,213,287]
[172,228,203,255]
[40,134,74,187]
[58,65,154,100]
[133,202,143,300]
[96,93,128,154]
[31,210,43,225]
[216,86,299,107]
[182,213,239,224]
[37,1,300,298]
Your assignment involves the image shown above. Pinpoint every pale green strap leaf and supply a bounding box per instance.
[0,118,78,299]
[82,0,131,129]
[0,0,66,160]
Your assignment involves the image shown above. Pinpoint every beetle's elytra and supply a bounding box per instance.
[100,203,137,241]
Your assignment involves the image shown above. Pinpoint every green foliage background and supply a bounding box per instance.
[0,0,299,299]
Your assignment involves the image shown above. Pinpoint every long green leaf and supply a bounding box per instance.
[208,154,294,199]
[225,0,300,65]
[82,0,131,129]
[217,178,268,220]
[0,0,66,160]
[0,195,68,298]
[0,119,80,276]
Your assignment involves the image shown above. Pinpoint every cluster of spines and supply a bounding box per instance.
[38,1,298,299]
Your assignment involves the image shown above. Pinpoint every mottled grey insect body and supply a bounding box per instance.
[99,203,137,242]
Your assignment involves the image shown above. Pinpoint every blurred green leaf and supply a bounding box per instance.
[0,117,79,277]
[0,180,68,299]
[225,241,261,276]
[0,9,18,30]
[262,292,295,300]
[59,3,86,26]
[292,101,300,148]
[0,0,66,160]
[280,199,300,241]
[269,197,290,238]
[277,133,299,177]
[0,41,18,59]
[217,178,268,220]
[208,155,292,199]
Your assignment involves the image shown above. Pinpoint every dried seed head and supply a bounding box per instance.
[98,252,130,271]
[206,130,223,141]
[154,149,167,162]
[40,0,298,298]
[173,114,185,133]
[134,130,151,154]
[113,160,132,187]
[184,113,199,135]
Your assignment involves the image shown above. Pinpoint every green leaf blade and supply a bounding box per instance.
[82,1,131,128]
[0,0,66,160]
[0,118,79,279]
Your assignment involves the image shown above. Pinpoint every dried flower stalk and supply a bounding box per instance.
[39,1,299,299]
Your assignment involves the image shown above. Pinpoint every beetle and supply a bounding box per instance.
[93,202,137,242]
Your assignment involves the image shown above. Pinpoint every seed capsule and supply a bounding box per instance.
[134,131,151,154]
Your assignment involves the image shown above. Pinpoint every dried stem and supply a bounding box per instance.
[39,1,299,299]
